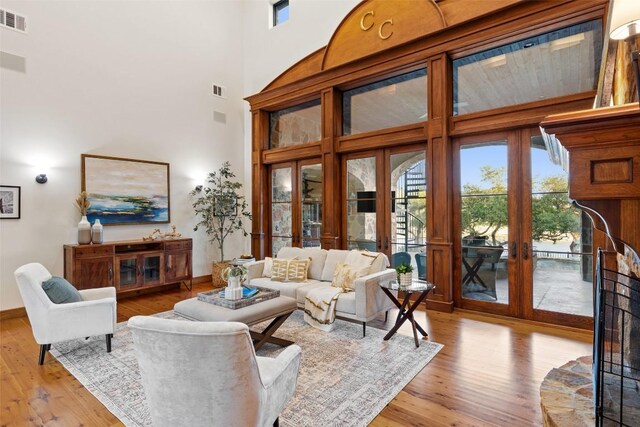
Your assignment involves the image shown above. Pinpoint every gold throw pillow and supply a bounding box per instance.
[287,258,310,282]
[271,259,290,281]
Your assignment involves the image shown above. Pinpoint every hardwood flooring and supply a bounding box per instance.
[0,282,592,426]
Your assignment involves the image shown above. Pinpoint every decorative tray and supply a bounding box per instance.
[197,286,280,310]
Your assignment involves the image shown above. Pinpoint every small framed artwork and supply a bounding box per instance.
[0,185,21,219]
[82,154,170,226]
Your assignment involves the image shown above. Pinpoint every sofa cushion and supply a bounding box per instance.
[335,292,356,315]
[41,276,82,304]
[250,278,321,300]
[321,249,349,282]
[277,247,327,280]
[345,250,377,276]
[369,252,390,273]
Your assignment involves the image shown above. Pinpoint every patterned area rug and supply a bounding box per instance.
[50,310,443,427]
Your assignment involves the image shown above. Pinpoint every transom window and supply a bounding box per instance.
[273,0,289,27]
[342,69,427,136]
[269,99,321,149]
[453,20,602,115]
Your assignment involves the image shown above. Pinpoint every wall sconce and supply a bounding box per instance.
[610,0,640,102]
[35,174,48,184]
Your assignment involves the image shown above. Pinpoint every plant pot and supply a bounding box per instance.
[398,272,413,287]
[211,261,230,288]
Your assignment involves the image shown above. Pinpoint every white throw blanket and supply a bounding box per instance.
[304,286,349,332]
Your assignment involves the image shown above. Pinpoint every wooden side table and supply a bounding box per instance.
[379,280,435,347]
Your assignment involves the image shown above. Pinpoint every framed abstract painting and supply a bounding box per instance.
[0,185,20,219]
[81,154,170,225]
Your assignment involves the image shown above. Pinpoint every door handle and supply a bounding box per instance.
[166,258,170,273]
[384,237,389,250]
[523,242,529,260]
[376,238,382,251]
[108,267,113,282]
[138,265,144,276]
[511,242,517,259]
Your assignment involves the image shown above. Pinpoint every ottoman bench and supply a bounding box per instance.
[174,295,297,350]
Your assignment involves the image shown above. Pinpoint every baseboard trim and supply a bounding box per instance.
[425,299,454,313]
[0,306,27,320]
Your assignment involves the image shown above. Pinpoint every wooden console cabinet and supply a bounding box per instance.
[64,238,192,295]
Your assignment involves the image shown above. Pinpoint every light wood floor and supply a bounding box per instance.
[0,282,592,426]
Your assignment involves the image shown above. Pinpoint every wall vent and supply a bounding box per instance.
[212,84,227,99]
[0,9,27,33]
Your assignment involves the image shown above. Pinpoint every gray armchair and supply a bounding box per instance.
[128,316,301,427]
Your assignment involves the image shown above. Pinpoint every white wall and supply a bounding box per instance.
[240,0,360,220]
[0,0,362,311]
[0,0,247,310]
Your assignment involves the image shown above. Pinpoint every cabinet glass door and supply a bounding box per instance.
[271,166,293,255]
[300,163,322,248]
[143,254,163,285]
[118,256,139,289]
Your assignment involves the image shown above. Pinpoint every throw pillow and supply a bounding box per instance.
[41,276,82,304]
[331,262,367,291]
[271,259,290,281]
[263,257,273,278]
[287,258,310,282]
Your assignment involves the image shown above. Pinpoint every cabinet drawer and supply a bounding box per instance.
[75,245,114,258]
[164,240,192,251]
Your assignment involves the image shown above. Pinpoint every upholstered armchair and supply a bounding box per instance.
[14,263,117,365]
[128,316,301,427]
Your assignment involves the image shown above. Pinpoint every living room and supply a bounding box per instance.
[2,0,639,426]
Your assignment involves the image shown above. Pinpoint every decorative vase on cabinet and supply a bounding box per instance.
[78,216,92,244]
[91,219,103,244]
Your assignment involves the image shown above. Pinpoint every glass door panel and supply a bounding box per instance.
[271,167,293,254]
[346,156,378,251]
[300,163,322,248]
[143,254,163,285]
[389,151,427,279]
[460,141,510,304]
[530,136,593,317]
[118,256,138,288]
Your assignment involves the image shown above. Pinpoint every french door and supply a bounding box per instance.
[454,130,593,327]
[343,145,427,275]
[269,160,322,255]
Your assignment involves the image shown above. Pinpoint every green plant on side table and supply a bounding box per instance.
[396,263,413,287]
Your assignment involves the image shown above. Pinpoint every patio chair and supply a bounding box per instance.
[415,253,427,280]
[391,251,411,268]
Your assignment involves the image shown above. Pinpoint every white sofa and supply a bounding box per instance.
[246,247,396,336]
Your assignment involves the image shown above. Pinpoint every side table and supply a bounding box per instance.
[380,280,435,348]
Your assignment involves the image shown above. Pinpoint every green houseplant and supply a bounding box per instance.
[190,162,251,285]
[395,263,413,287]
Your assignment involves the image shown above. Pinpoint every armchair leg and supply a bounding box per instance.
[362,322,366,337]
[106,334,113,353]
[38,344,51,365]
[273,417,279,427]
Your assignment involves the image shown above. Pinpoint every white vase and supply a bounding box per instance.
[91,219,104,244]
[399,272,413,287]
[78,216,92,244]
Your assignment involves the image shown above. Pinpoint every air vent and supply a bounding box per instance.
[0,9,27,33]
[212,84,227,99]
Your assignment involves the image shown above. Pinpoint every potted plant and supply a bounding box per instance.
[395,263,413,287]
[190,161,251,286]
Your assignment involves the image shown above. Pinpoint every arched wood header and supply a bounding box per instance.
[263,0,523,92]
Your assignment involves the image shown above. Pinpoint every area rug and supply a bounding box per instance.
[50,310,443,427]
